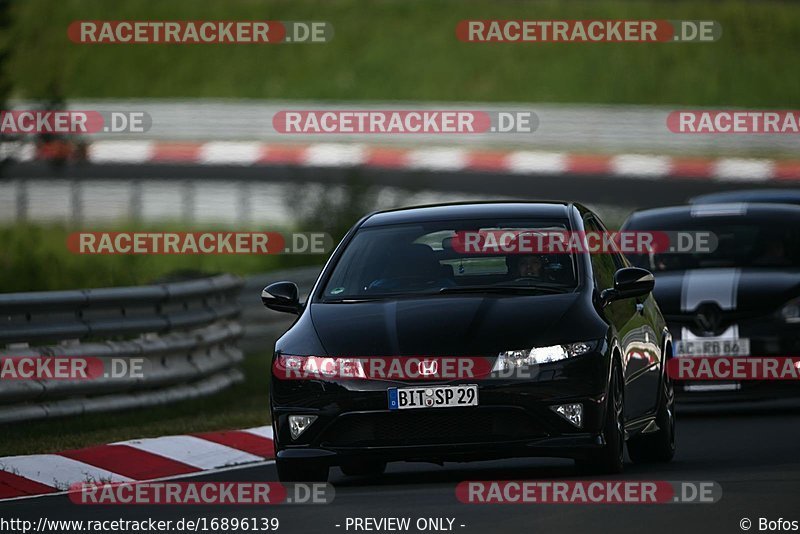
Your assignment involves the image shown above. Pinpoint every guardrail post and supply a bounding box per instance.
[182,179,195,223]
[130,179,143,222]
[15,178,28,221]
[238,181,251,225]
[70,179,83,225]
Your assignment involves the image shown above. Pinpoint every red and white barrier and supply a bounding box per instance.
[8,140,796,182]
[0,426,274,501]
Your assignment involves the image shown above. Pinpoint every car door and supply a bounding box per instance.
[609,240,662,418]
[585,216,658,419]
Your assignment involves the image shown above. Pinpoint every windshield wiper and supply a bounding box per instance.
[437,285,567,295]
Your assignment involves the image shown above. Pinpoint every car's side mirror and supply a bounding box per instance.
[261,281,301,315]
[600,267,654,306]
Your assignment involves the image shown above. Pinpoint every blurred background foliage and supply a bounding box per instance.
[4,0,800,106]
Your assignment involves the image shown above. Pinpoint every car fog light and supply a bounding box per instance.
[289,415,317,440]
[551,403,583,428]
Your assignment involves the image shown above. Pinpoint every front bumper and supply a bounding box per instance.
[668,321,800,402]
[270,354,611,466]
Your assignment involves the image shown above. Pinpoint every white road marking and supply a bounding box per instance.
[505,151,567,174]
[406,148,467,171]
[611,154,672,178]
[303,143,366,167]
[713,158,774,182]
[0,460,276,503]
[114,435,263,470]
[89,141,154,163]
[199,141,263,165]
[241,426,274,439]
[0,454,132,489]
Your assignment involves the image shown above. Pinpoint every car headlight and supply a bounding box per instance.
[492,341,598,372]
[275,355,366,379]
[780,297,800,324]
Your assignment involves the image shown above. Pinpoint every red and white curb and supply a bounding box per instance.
[10,140,800,182]
[0,426,274,501]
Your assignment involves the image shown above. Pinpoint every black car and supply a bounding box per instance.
[263,202,675,481]
[621,202,800,399]
[690,189,800,206]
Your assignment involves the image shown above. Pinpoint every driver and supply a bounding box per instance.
[507,254,546,280]
[517,255,543,277]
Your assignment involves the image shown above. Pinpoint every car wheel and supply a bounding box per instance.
[627,366,676,463]
[576,361,624,474]
[340,460,387,478]
[276,458,329,482]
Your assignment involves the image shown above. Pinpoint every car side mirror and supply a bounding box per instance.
[261,281,301,315]
[600,267,654,306]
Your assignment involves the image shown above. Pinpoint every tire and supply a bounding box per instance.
[627,364,676,463]
[340,460,387,478]
[576,360,624,474]
[276,458,329,482]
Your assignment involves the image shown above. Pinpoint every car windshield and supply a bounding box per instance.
[624,213,800,272]
[320,219,579,300]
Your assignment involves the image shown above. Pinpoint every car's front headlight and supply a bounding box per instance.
[780,297,800,324]
[492,341,598,372]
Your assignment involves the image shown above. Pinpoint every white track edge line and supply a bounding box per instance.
[0,459,276,504]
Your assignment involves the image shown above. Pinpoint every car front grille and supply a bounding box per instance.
[319,408,544,448]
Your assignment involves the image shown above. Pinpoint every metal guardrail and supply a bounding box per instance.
[0,274,245,424]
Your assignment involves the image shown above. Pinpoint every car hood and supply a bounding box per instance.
[308,293,593,356]
[653,268,800,315]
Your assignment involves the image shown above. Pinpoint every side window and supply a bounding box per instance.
[584,217,616,290]
[591,215,628,270]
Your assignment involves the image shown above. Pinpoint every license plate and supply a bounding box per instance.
[388,385,478,410]
[675,338,750,357]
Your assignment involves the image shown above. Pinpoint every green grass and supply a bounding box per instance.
[5,0,800,106]
[0,347,272,456]
[0,222,322,292]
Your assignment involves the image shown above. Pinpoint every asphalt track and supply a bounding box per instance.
[2,406,799,534]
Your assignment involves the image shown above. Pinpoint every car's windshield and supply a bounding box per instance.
[320,219,579,300]
[624,212,800,272]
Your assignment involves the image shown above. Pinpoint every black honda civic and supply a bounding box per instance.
[263,202,674,481]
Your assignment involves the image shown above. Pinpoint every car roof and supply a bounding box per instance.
[360,201,580,227]
[690,189,800,205]
[623,202,800,227]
